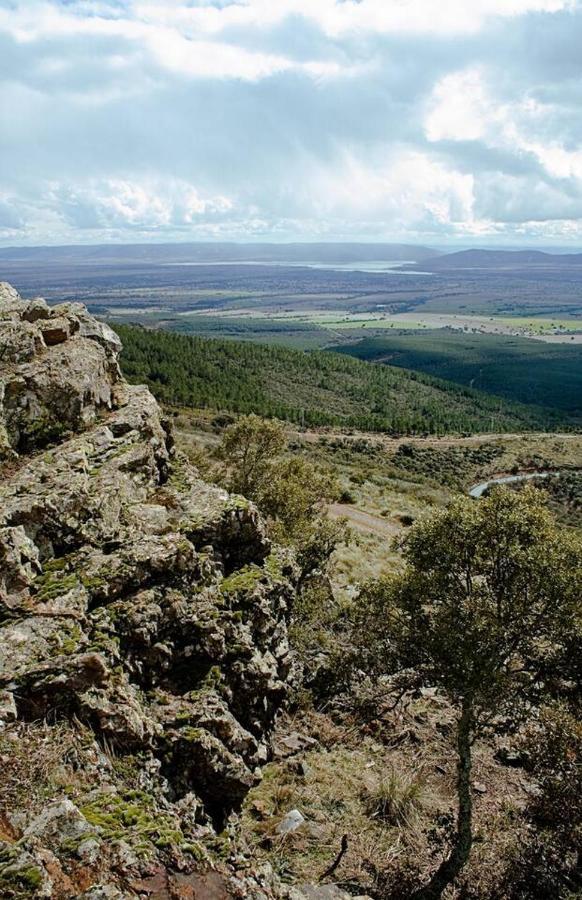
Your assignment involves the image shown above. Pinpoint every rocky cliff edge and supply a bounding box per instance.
[0,283,303,898]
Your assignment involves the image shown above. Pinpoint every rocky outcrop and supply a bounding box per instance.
[0,283,299,896]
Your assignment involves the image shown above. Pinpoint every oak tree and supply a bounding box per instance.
[358,487,581,899]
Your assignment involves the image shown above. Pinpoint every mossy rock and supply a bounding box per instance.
[220,564,265,595]
[47,621,83,655]
[33,573,79,603]
[80,789,194,858]
[0,845,45,898]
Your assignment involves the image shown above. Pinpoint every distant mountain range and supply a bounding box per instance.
[411,248,582,270]
[0,241,438,266]
[3,242,582,272]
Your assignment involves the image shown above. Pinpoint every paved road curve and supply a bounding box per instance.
[469,471,560,498]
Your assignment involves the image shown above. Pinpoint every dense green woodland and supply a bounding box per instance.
[116,325,566,435]
[334,330,582,416]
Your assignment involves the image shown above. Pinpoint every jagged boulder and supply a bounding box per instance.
[0,284,298,895]
[0,285,124,458]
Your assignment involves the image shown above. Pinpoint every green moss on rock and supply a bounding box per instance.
[220,564,264,595]
[80,574,108,593]
[33,573,79,602]
[226,495,251,512]
[79,789,193,858]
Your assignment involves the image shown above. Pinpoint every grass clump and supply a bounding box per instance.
[0,722,79,814]
[364,769,429,826]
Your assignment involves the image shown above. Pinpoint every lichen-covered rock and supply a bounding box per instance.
[23,800,97,855]
[0,844,53,898]
[0,526,41,610]
[0,289,124,458]
[0,284,297,896]
[0,688,17,726]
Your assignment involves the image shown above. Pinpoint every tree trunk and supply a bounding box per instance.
[411,697,474,900]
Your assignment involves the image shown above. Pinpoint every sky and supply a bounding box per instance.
[1,0,582,247]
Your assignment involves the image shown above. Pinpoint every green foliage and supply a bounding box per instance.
[292,515,349,592]
[287,572,356,705]
[213,415,348,586]
[115,325,558,435]
[393,443,503,489]
[366,487,582,715]
[521,704,582,836]
[504,705,582,899]
[218,414,286,497]
[261,456,339,539]
[527,471,582,529]
[334,329,582,417]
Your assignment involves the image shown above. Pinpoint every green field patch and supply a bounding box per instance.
[158,315,332,350]
[496,316,581,333]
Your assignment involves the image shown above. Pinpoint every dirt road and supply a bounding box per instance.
[328,503,402,538]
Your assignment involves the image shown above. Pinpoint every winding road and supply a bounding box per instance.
[469,471,561,498]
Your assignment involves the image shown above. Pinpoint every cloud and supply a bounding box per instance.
[1,0,582,244]
[474,172,582,222]
[133,0,577,38]
[425,68,491,142]
[52,178,233,229]
[0,1,347,81]
[0,198,25,231]
[301,149,476,232]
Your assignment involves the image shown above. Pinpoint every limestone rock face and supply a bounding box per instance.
[0,285,298,895]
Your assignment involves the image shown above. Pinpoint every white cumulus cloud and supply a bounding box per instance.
[1,0,582,243]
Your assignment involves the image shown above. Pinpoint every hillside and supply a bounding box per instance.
[0,241,438,266]
[411,248,582,270]
[1,282,580,899]
[115,325,566,434]
[333,330,582,416]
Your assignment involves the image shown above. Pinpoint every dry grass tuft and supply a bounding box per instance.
[0,721,81,816]
[363,768,430,827]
